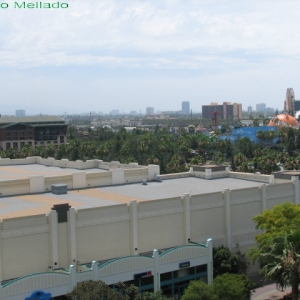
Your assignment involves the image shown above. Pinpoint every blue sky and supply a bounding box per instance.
[1,0,300,115]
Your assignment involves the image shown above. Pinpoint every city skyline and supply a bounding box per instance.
[1,1,300,115]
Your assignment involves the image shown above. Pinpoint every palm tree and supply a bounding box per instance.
[259,230,300,300]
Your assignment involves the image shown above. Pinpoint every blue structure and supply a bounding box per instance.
[219,126,279,143]
[25,291,51,300]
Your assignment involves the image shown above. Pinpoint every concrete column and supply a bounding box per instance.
[269,174,275,184]
[69,208,77,265]
[69,265,77,291]
[183,193,191,244]
[92,261,98,281]
[72,172,86,189]
[292,176,300,205]
[130,200,139,255]
[205,169,212,180]
[260,184,267,212]
[29,175,45,194]
[224,189,231,249]
[50,210,59,269]
[206,238,213,285]
[153,249,160,292]
[148,164,160,180]
[112,169,124,185]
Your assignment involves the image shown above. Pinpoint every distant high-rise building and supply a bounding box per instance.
[146,107,154,115]
[110,110,119,115]
[16,110,26,117]
[256,103,266,113]
[247,106,252,114]
[295,100,300,112]
[284,88,295,115]
[182,101,190,114]
[202,102,242,120]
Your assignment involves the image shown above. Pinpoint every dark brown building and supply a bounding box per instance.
[0,116,68,151]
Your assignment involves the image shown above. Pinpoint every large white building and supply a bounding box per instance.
[0,158,298,299]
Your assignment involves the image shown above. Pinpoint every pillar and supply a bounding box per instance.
[130,200,139,255]
[224,189,231,249]
[50,210,59,269]
[292,176,300,205]
[153,249,160,292]
[69,208,77,265]
[183,193,191,244]
[206,238,213,285]
[260,184,267,212]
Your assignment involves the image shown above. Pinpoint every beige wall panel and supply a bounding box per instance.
[2,233,50,279]
[267,182,293,195]
[138,214,184,253]
[191,192,223,206]
[57,223,69,268]
[0,179,30,196]
[191,207,224,243]
[138,198,182,212]
[124,168,148,183]
[2,215,47,230]
[267,196,294,209]
[77,204,128,220]
[45,176,73,191]
[231,201,260,235]
[231,187,260,200]
[86,172,112,187]
[232,231,257,247]
[77,221,131,263]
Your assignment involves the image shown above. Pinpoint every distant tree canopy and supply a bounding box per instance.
[3,125,300,175]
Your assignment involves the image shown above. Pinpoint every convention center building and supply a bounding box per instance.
[0,157,298,299]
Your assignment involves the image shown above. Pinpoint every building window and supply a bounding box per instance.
[6,143,10,150]
[60,136,64,143]
[5,132,10,136]
[13,142,18,148]
[20,142,25,148]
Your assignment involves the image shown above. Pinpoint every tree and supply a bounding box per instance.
[67,280,123,300]
[213,245,250,278]
[181,274,254,300]
[181,281,217,300]
[256,231,300,300]
[249,203,300,300]
[213,273,255,300]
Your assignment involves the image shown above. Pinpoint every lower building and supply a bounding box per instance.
[202,102,242,120]
[0,116,68,151]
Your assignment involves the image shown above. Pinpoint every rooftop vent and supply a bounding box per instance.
[155,175,162,182]
[52,184,68,195]
[142,179,147,185]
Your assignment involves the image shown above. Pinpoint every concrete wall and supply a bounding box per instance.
[0,180,299,283]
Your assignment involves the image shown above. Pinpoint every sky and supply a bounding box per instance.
[1,0,300,115]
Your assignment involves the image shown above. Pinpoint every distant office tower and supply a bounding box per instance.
[16,110,26,117]
[182,101,190,114]
[247,106,252,114]
[202,102,242,120]
[295,100,300,112]
[284,88,295,115]
[146,107,154,115]
[256,103,266,113]
[110,110,119,115]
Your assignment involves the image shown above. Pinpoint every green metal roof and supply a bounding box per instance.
[0,116,66,125]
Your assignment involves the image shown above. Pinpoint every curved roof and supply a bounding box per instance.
[269,114,299,126]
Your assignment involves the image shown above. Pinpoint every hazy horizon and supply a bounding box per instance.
[1,1,300,115]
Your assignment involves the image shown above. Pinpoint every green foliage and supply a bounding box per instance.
[181,281,217,300]
[67,280,123,300]
[213,273,255,300]
[249,203,300,300]
[182,274,254,300]
[213,245,249,277]
[67,280,169,300]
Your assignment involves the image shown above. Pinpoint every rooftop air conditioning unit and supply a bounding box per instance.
[52,184,68,195]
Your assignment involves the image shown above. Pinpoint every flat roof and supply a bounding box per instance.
[0,116,65,124]
[0,164,106,181]
[0,177,263,220]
